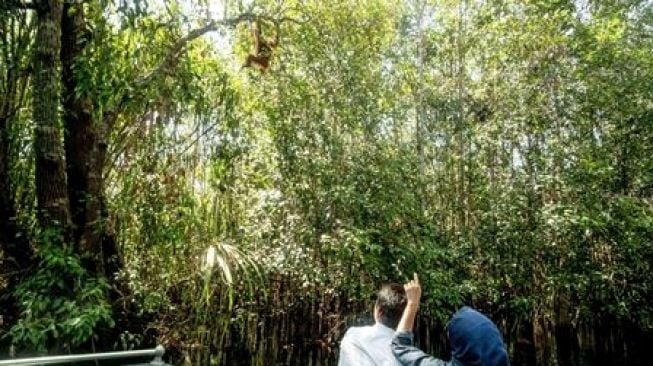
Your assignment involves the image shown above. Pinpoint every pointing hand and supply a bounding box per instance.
[404,273,421,306]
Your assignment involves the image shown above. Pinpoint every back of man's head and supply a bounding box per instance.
[375,284,407,329]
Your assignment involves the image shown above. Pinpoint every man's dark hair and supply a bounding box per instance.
[375,283,407,329]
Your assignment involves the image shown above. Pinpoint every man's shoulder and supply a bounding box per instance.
[342,325,375,341]
[340,324,404,366]
[342,324,397,348]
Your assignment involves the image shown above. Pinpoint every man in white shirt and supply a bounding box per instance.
[338,284,407,366]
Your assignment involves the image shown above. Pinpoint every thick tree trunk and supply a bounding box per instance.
[32,0,71,235]
[59,2,124,285]
[60,2,105,273]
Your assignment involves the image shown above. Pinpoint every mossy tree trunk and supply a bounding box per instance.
[32,0,71,238]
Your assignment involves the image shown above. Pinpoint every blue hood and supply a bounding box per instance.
[447,306,510,366]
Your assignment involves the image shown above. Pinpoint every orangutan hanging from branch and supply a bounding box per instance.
[242,19,279,73]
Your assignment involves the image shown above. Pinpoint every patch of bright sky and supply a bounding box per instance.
[172,0,236,57]
[574,0,591,23]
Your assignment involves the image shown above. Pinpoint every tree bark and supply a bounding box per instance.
[32,0,71,236]
[60,2,105,273]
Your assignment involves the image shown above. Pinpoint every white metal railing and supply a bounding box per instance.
[0,345,168,366]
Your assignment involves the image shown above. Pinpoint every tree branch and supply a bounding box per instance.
[102,12,304,127]
[102,13,255,126]
[142,13,278,86]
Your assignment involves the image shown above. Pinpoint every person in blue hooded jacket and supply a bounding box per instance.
[391,274,510,366]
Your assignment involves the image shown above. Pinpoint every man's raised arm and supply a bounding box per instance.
[392,273,448,366]
[397,272,421,332]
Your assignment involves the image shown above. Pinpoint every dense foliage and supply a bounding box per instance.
[1,0,652,365]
